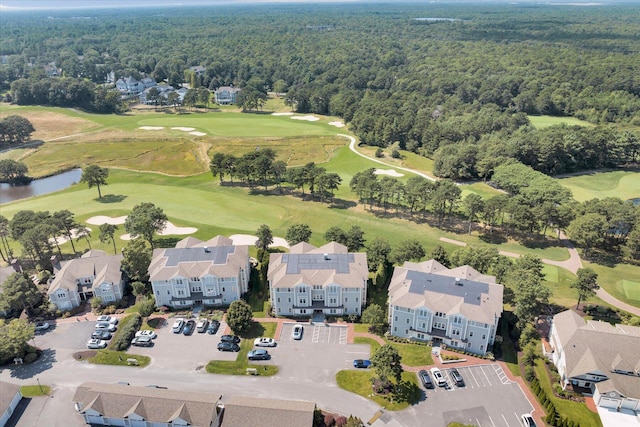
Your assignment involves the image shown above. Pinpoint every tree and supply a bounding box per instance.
[391,239,425,265]
[138,297,156,318]
[566,213,608,257]
[324,226,347,244]
[366,238,391,272]
[571,267,599,310]
[511,271,552,328]
[0,159,29,183]
[124,202,168,249]
[626,227,640,260]
[429,245,451,267]
[0,273,42,313]
[345,225,366,252]
[0,318,35,365]
[80,165,109,199]
[210,153,229,183]
[370,344,403,387]
[361,304,386,334]
[52,210,79,254]
[226,299,253,334]
[285,223,312,246]
[121,238,152,282]
[99,223,118,254]
[255,224,274,251]
[463,193,484,234]
[131,281,149,298]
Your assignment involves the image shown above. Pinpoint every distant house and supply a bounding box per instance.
[222,396,315,427]
[0,381,22,427]
[73,382,223,427]
[214,86,241,105]
[44,62,59,77]
[549,310,640,411]
[116,76,156,98]
[149,236,250,309]
[267,242,368,318]
[188,65,206,76]
[387,260,503,356]
[48,250,124,312]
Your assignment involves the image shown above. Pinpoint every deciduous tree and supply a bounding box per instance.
[571,267,599,310]
[124,202,167,249]
[226,299,253,334]
[370,344,403,387]
[285,223,312,246]
[255,224,273,251]
[0,273,42,313]
[122,239,152,283]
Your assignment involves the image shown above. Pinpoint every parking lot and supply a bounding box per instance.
[414,364,535,427]
[279,322,349,344]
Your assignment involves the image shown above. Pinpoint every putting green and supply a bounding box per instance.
[542,265,559,283]
[560,170,640,202]
[621,280,640,302]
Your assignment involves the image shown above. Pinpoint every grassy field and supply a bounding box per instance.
[335,369,421,411]
[559,169,640,202]
[528,115,595,129]
[20,384,52,396]
[89,350,151,367]
[586,261,640,306]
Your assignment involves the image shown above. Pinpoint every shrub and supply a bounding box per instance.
[524,365,536,382]
[334,416,348,427]
[23,352,38,364]
[375,148,384,158]
[324,414,336,427]
[110,313,142,351]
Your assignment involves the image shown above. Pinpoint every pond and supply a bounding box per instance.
[0,168,82,204]
[629,198,640,206]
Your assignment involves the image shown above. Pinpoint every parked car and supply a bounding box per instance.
[220,335,240,344]
[248,349,271,360]
[172,318,185,333]
[196,318,209,333]
[91,330,112,340]
[353,359,371,369]
[135,330,157,339]
[183,319,196,335]
[254,337,276,347]
[217,341,240,352]
[96,315,118,325]
[449,368,465,386]
[131,336,153,347]
[430,367,447,387]
[87,339,107,349]
[207,320,220,335]
[95,322,117,332]
[34,321,50,332]
[521,414,537,427]
[418,369,434,389]
[292,324,304,340]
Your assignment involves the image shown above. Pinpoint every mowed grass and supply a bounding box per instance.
[584,260,640,307]
[335,370,421,411]
[559,170,640,202]
[20,385,52,397]
[90,350,151,367]
[528,115,595,129]
[622,280,640,302]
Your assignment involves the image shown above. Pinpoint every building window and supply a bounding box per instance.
[288,298,291,303]
[406,318,410,324]
[394,327,397,332]
[356,297,358,303]
[345,297,348,303]
[482,334,486,339]
[469,331,474,337]
[394,316,398,321]
[222,287,226,292]
[277,298,280,303]
[405,329,408,334]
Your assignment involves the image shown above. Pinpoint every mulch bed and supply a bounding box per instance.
[73,351,97,360]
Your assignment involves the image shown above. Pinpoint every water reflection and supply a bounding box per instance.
[0,168,82,204]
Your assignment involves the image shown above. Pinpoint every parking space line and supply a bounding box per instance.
[340,327,347,344]
[488,415,496,427]
[327,326,332,343]
[312,326,320,343]
[502,414,510,427]
[493,365,511,384]
[480,365,493,386]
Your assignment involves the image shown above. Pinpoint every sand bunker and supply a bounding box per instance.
[139,126,164,131]
[50,227,92,245]
[328,121,345,128]
[271,112,294,116]
[189,131,207,136]
[291,115,320,122]
[86,215,127,225]
[120,221,198,240]
[374,169,404,177]
[229,234,290,248]
[171,127,195,132]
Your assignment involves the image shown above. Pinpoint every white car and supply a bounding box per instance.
[95,322,117,332]
[172,318,185,333]
[292,324,304,340]
[135,330,157,339]
[34,322,50,331]
[87,339,107,349]
[96,315,118,325]
[254,337,276,347]
[430,367,447,387]
[521,414,537,427]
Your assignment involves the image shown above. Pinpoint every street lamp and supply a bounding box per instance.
[36,377,43,394]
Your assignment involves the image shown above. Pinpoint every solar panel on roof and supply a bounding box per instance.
[163,246,235,267]
[406,270,488,306]
[283,253,353,274]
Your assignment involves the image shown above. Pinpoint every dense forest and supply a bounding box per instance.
[1,2,639,179]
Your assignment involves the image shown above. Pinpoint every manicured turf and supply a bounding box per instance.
[89,350,151,367]
[528,115,595,129]
[559,170,640,202]
[20,385,52,397]
[585,261,640,308]
[335,370,421,411]
[621,280,640,302]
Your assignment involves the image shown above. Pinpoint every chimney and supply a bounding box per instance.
[323,253,330,260]
[204,246,210,253]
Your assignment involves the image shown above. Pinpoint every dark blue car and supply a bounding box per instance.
[353,359,371,368]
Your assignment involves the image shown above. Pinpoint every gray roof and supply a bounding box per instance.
[0,381,21,416]
[552,310,640,399]
[388,260,503,324]
[222,396,315,427]
[48,251,123,295]
[73,382,221,426]
[148,236,247,282]
[267,242,368,289]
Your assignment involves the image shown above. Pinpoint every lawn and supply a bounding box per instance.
[335,370,421,411]
[205,321,278,376]
[586,260,640,307]
[533,359,602,427]
[354,336,433,367]
[89,350,151,367]
[20,384,52,397]
[559,169,640,203]
[528,115,595,129]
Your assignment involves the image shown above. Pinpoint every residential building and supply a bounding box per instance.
[387,260,503,356]
[267,242,368,317]
[214,86,241,105]
[222,396,315,427]
[115,76,156,98]
[73,382,223,427]
[0,381,22,427]
[48,250,124,312]
[549,309,640,411]
[188,65,206,76]
[149,236,250,309]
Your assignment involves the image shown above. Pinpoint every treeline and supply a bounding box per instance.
[1,3,639,175]
[9,77,122,113]
[0,115,34,147]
